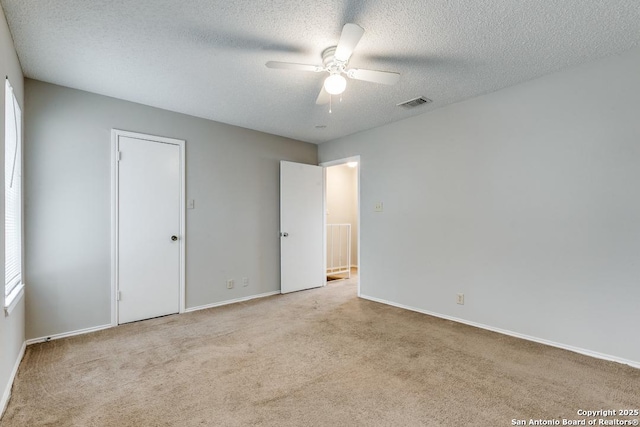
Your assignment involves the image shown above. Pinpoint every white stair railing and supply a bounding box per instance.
[327,223,351,279]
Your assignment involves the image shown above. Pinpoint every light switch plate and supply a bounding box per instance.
[187,199,195,209]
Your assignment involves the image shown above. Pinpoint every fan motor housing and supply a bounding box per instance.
[322,46,346,71]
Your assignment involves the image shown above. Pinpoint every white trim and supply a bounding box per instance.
[25,324,113,346]
[110,134,118,326]
[24,290,278,343]
[322,166,327,287]
[184,291,280,313]
[355,158,360,297]
[179,138,186,314]
[360,294,640,370]
[111,129,186,325]
[3,283,24,316]
[0,341,26,418]
[320,156,360,168]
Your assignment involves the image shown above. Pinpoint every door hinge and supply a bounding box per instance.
[117,291,121,301]
[117,151,122,161]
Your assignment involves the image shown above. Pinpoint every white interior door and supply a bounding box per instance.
[280,161,324,293]
[116,134,182,323]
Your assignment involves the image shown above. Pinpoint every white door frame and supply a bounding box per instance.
[319,155,361,297]
[110,129,186,325]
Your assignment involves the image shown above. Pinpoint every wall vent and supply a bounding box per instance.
[397,96,432,109]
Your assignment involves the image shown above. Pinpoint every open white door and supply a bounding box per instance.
[280,161,324,293]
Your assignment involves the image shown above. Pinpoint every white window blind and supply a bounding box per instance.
[5,78,22,297]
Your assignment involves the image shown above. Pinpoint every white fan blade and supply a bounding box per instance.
[334,23,364,62]
[316,86,330,105]
[347,68,400,85]
[265,61,323,72]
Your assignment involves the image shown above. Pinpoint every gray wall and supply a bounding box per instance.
[319,47,640,365]
[24,79,317,339]
[0,3,25,413]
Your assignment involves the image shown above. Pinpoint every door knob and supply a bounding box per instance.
[280,232,289,237]
[171,235,178,241]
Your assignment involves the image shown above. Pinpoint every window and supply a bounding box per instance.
[5,78,22,310]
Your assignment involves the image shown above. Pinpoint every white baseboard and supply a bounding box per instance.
[184,291,280,313]
[26,291,280,344]
[360,294,640,370]
[25,324,113,346]
[1,341,26,418]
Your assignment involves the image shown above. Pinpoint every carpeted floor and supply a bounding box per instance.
[1,277,638,426]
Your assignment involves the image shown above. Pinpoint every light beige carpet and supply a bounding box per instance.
[1,278,638,426]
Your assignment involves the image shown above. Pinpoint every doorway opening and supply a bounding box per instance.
[322,157,360,295]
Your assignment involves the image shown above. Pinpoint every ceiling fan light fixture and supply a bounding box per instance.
[324,74,346,95]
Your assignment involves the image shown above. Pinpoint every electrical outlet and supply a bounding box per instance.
[456,293,464,305]
[242,277,249,287]
[374,202,383,212]
[226,279,234,289]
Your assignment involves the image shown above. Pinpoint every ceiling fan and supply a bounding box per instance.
[265,23,400,105]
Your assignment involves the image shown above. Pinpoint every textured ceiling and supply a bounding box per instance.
[2,0,640,144]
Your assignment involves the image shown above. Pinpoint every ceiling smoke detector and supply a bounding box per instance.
[397,96,432,109]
